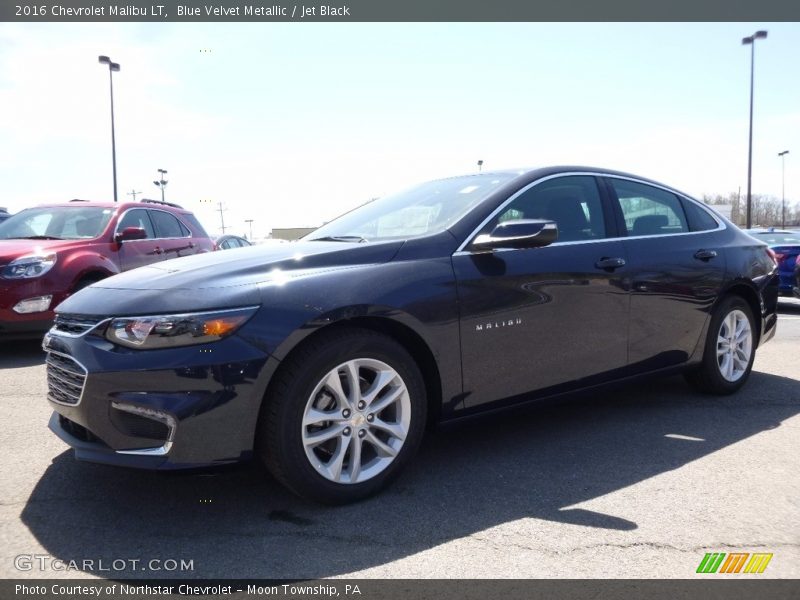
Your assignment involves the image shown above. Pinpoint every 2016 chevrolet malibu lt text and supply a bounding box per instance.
[44,167,779,504]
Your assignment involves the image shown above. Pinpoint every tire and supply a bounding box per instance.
[258,327,427,504]
[684,295,757,395]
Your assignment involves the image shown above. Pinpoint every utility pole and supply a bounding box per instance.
[127,189,141,202]
[779,150,789,228]
[217,201,227,234]
[245,219,254,240]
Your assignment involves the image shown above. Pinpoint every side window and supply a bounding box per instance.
[178,220,192,237]
[149,210,185,239]
[117,209,154,238]
[490,175,606,243]
[610,180,688,237]
[681,198,720,232]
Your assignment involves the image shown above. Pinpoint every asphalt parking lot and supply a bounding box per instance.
[1,300,798,580]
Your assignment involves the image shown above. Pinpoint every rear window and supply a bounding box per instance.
[751,232,800,245]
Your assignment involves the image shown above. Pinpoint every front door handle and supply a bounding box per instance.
[153,246,164,255]
[595,257,626,270]
[694,249,718,261]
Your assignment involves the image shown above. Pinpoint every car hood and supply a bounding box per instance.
[0,238,84,263]
[55,240,404,316]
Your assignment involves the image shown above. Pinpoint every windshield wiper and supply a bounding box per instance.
[7,235,63,240]
[310,235,368,243]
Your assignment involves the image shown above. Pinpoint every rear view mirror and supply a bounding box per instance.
[472,219,558,250]
[115,227,147,243]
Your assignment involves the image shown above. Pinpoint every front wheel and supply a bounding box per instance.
[258,328,427,504]
[685,296,757,395]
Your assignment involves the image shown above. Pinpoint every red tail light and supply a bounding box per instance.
[765,248,778,265]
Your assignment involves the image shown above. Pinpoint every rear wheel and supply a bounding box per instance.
[258,328,427,504]
[685,296,756,395]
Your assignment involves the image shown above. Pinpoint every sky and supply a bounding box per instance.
[0,22,798,239]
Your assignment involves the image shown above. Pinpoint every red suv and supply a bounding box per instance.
[0,200,214,338]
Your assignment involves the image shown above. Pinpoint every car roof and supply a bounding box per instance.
[17,201,194,214]
[452,165,698,199]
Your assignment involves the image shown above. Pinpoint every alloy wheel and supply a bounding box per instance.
[301,358,411,484]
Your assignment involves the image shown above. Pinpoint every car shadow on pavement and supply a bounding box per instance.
[0,339,45,368]
[20,371,800,579]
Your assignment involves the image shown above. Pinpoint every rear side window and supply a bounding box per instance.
[609,179,688,237]
[681,199,720,232]
[117,209,154,238]
[149,210,185,238]
[182,213,210,238]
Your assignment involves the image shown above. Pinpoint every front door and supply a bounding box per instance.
[453,175,630,409]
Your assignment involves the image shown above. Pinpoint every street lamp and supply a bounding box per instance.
[98,55,121,202]
[245,219,254,240]
[153,168,168,202]
[779,150,789,228]
[477,159,484,172]
[742,30,767,229]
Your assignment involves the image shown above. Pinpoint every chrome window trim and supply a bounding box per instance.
[453,171,726,255]
[114,207,194,241]
[43,348,88,407]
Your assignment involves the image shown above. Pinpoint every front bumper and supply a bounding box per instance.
[0,278,69,337]
[44,328,279,469]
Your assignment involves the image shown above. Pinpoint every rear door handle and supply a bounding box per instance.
[153,246,164,255]
[694,249,718,261]
[595,257,626,270]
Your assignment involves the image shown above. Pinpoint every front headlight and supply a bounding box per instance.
[105,306,259,350]
[2,252,57,279]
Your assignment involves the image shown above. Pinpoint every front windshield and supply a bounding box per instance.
[0,206,115,240]
[307,173,519,243]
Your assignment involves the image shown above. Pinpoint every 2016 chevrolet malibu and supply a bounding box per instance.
[45,167,779,504]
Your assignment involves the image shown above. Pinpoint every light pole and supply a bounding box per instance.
[779,150,789,228]
[98,56,121,202]
[245,219,254,240]
[153,168,168,202]
[477,160,484,172]
[742,30,767,229]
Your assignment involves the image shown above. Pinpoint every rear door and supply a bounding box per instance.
[603,177,727,371]
[453,174,630,409]
[148,209,197,260]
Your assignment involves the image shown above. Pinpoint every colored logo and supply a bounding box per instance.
[696,552,773,574]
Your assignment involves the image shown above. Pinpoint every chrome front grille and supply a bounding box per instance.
[46,351,87,405]
[52,314,104,336]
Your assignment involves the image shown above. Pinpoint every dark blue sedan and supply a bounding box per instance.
[44,166,779,503]
[745,229,800,296]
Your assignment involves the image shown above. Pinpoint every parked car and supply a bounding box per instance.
[214,234,252,250]
[744,228,800,296]
[794,259,800,299]
[0,208,11,224]
[44,167,778,504]
[0,199,214,338]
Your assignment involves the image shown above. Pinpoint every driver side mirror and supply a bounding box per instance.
[472,219,558,250]
[114,226,147,243]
